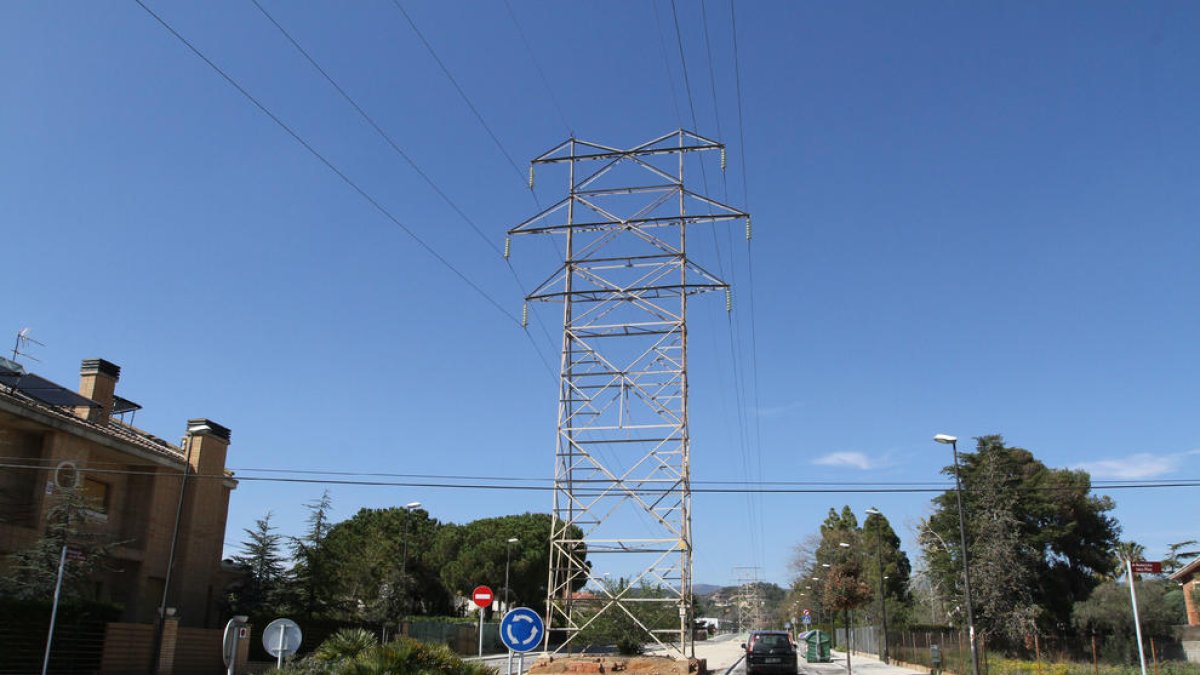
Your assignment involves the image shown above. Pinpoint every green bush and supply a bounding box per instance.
[988,657,1200,674]
[276,633,492,675]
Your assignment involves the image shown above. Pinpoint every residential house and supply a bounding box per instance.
[0,356,236,628]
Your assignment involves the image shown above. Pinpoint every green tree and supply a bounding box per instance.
[289,491,334,618]
[316,505,454,622]
[1072,579,1186,664]
[433,512,588,618]
[1110,540,1147,580]
[861,509,913,628]
[574,578,676,655]
[923,435,1119,643]
[969,446,1040,643]
[226,512,290,615]
[1163,539,1200,575]
[794,507,910,632]
[0,486,118,600]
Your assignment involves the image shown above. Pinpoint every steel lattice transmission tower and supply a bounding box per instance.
[508,130,748,656]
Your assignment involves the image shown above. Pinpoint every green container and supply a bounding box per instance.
[803,630,831,663]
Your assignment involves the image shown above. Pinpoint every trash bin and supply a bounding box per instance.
[803,630,831,663]
[930,644,942,674]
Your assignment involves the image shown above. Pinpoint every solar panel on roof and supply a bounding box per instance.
[112,395,142,414]
[1,372,100,409]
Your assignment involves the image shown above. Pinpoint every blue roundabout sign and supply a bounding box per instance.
[500,607,544,653]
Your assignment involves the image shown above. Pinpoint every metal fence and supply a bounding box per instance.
[833,625,1200,675]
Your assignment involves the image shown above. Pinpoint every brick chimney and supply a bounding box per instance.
[76,358,120,424]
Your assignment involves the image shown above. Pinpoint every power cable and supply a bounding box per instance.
[728,0,768,568]
[247,0,561,376]
[4,461,1195,494]
[502,0,572,137]
[9,453,1189,490]
[130,0,520,329]
[390,1,527,187]
[652,0,685,127]
[671,0,764,570]
[384,1,569,366]
[251,0,500,259]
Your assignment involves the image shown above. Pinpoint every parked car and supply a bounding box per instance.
[742,630,798,675]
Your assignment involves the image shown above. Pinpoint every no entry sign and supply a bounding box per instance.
[472,585,494,608]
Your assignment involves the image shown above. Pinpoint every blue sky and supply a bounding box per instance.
[3,1,1198,589]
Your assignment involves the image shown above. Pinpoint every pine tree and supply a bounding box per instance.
[289,491,333,618]
[0,486,117,601]
[227,512,288,615]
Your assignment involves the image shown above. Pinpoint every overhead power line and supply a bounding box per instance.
[502,0,571,137]
[250,0,500,258]
[5,460,1195,494]
[246,0,560,376]
[131,0,519,327]
[391,0,528,187]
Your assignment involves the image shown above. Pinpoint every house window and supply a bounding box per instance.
[81,477,109,516]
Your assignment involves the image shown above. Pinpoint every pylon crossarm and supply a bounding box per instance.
[533,143,722,165]
[573,151,680,190]
[513,213,744,237]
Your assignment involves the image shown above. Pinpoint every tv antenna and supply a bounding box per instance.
[12,328,44,364]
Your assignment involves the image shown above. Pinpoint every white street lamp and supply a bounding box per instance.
[504,537,519,614]
[935,433,980,675]
[864,507,889,664]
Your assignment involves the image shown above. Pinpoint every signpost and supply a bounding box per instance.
[262,618,302,670]
[473,585,493,658]
[500,607,544,675]
[222,616,249,675]
[1126,560,1160,675]
[1131,561,1163,575]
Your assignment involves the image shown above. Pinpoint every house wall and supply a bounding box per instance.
[0,359,235,628]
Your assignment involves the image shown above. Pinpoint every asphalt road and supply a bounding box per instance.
[470,634,926,675]
[696,634,925,675]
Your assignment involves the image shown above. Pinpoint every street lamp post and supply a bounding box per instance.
[838,542,853,675]
[865,507,889,664]
[400,501,422,620]
[504,537,519,614]
[935,434,980,675]
[149,422,210,675]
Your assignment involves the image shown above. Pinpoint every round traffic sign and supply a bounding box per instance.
[262,618,302,658]
[472,585,494,608]
[500,607,544,652]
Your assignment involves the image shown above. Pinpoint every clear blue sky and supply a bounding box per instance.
[3,1,1198,589]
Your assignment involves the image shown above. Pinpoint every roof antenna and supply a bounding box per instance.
[12,328,44,364]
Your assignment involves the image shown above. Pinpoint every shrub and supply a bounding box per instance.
[277,633,492,675]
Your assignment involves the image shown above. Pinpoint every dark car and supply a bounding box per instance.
[742,630,798,675]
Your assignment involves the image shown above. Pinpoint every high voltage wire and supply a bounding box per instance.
[131,0,518,327]
[247,0,561,376]
[390,1,528,189]
[502,0,572,137]
[670,0,765,571]
[130,1,564,379]
[8,454,1190,490]
[5,461,1196,494]
[727,0,768,571]
[250,0,500,259]
[652,1,685,127]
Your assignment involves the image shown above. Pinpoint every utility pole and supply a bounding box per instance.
[509,130,747,657]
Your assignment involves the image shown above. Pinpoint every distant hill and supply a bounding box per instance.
[693,583,723,596]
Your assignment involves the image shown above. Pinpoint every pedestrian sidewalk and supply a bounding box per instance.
[797,650,925,675]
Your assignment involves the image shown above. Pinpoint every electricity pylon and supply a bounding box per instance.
[508,130,748,656]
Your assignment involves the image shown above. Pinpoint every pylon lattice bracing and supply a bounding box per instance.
[508,130,748,656]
